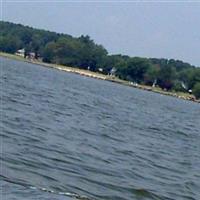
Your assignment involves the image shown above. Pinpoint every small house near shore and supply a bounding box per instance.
[27,52,36,60]
[15,49,43,61]
[109,67,117,76]
[15,49,25,57]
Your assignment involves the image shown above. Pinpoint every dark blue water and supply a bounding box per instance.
[0,57,200,200]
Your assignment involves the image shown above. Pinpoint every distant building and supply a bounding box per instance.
[26,52,40,60]
[181,81,188,90]
[27,52,36,59]
[15,49,42,61]
[15,49,25,57]
[152,79,157,87]
[109,67,117,76]
[98,68,103,72]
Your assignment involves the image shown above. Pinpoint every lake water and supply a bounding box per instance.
[0,57,200,200]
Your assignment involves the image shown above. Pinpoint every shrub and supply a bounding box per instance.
[193,82,200,99]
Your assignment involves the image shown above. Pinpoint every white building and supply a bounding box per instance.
[15,49,25,57]
[109,67,117,76]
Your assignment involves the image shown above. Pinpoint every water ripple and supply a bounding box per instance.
[1,57,200,200]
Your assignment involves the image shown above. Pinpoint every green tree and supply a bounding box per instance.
[0,36,21,53]
[117,57,151,83]
[157,66,176,90]
[78,35,108,71]
[193,82,200,99]
[43,41,56,63]
[144,65,160,86]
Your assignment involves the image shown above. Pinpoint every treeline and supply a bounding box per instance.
[1,21,200,98]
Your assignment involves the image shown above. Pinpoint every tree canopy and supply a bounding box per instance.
[193,82,200,99]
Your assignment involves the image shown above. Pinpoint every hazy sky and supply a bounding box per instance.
[1,1,200,66]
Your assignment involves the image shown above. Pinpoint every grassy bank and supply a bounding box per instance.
[1,52,199,103]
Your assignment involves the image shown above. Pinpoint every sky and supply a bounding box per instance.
[1,0,200,66]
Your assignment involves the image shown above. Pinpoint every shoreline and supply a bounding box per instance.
[1,52,199,104]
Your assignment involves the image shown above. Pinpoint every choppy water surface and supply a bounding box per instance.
[0,57,200,200]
